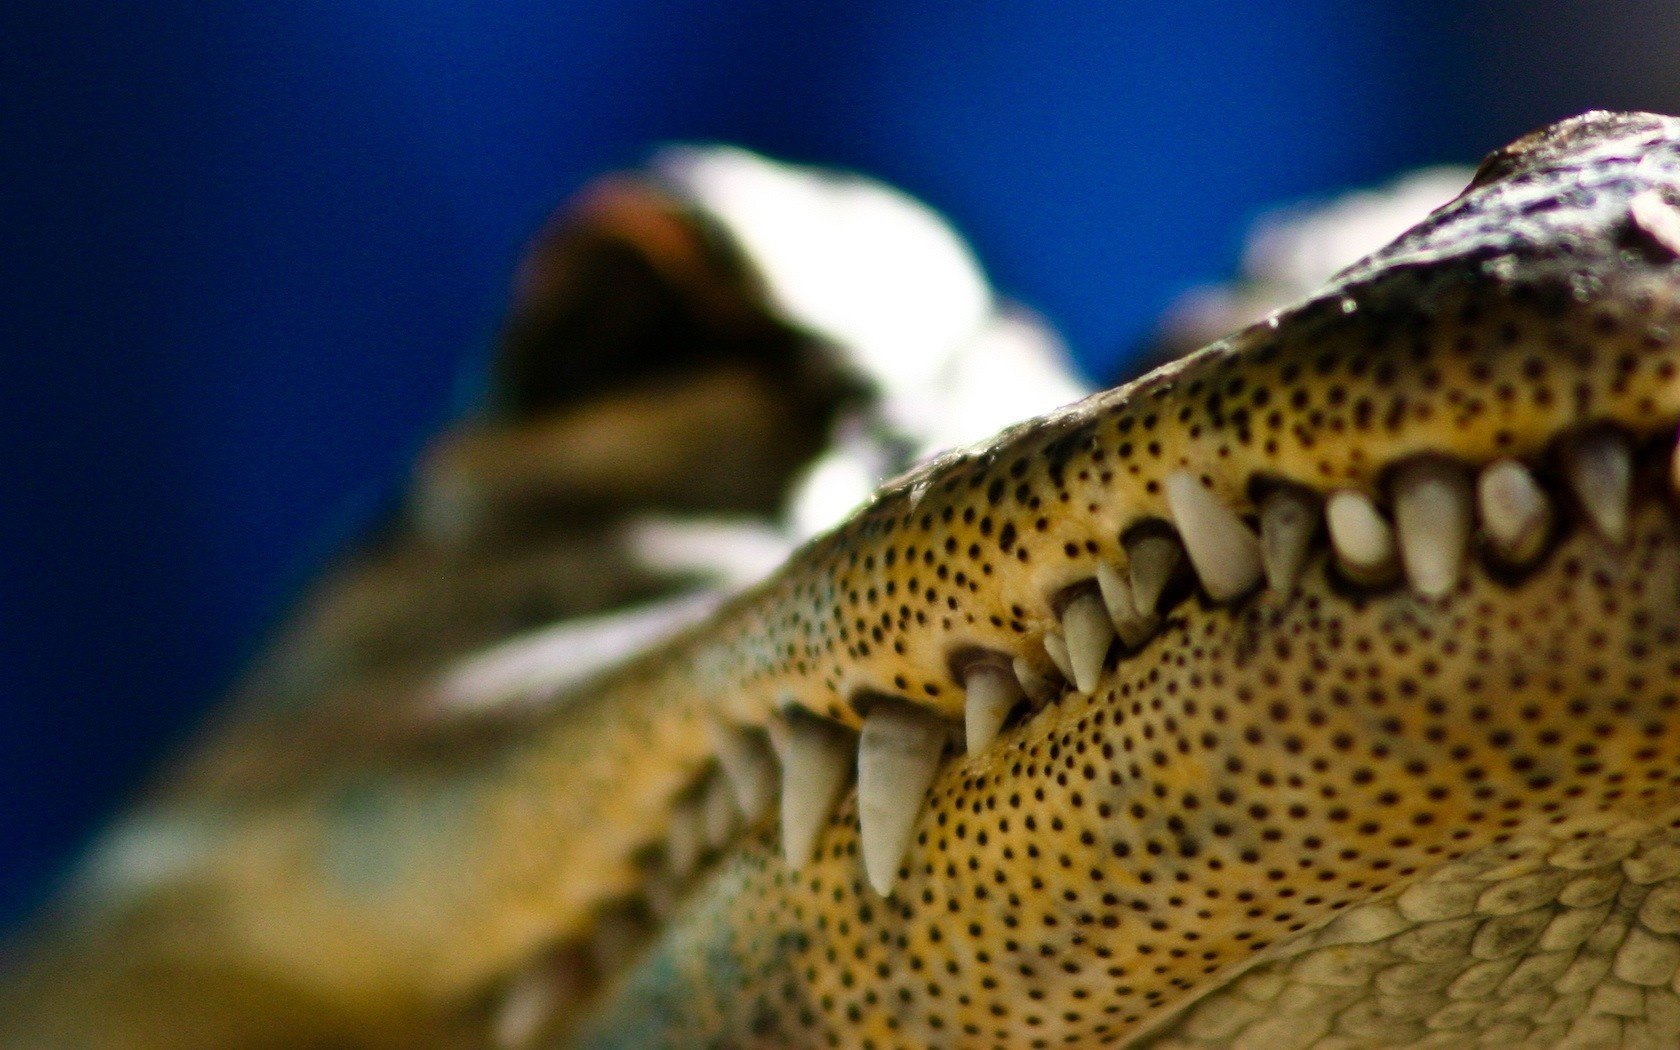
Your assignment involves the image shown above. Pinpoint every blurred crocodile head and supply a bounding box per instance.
[11,112,1680,1050]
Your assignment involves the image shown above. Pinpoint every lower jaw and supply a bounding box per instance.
[557,485,1680,1048]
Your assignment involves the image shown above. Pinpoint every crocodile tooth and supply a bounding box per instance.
[1060,591,1114,694]
[667,796,704,879]
[963,662,1022,754]
[1562,430,1632,543]
[707,721,778,822]
[1126,530,1183,616]
[1259,485,1319,592]
[701,773,738,849]
[1094,562,1158,648]
[857,702,950,896]
[491,969,551,1049]
[1326,490,1399,585]
[1042,632,1075,682]
[769,713,855,870]
[1477,459,1552,563]
[493,954,585,1050]
[1393,459,1473,599]
[1011,656,1059,704]
[1165,470,1263,601]
[1631,189,1680,257]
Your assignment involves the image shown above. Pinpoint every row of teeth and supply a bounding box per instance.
[531,434,1635,922]
[649,428,1670,904]
[489,427,1668,1043]
[641,428,1667,907]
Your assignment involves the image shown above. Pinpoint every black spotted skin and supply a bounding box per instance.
[578,501,1680,1047]
[564,112,1680,1045]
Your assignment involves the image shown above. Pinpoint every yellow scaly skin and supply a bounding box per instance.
[9,111,1680,1048]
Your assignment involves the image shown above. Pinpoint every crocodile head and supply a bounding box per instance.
[11,112,1680,1050]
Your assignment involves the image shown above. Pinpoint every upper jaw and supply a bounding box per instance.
[730,109,1680,729]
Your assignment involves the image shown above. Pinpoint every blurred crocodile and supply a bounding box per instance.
[9,112,1680,1050]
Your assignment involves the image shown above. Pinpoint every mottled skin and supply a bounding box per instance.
[567,112,1680,1047]
[9,112,1680,1048]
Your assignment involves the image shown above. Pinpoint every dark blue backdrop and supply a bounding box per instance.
[6,1,1678,933]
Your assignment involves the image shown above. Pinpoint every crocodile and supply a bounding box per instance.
[9,111,1680,1049]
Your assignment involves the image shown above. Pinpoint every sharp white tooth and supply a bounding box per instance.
[770,713,855,870]
[493,955,584,1050]
[707,721,778,823]
[1164,471,1263,601]
[666,797,704,879]
[1259,486,1318,592]
[1392,459,1473,599]
[1095,561,1157,648]
[1042,631,1075,682]
[1326,490,1399,585]
[1631,190,1680,257]
[963,662,1022,754]
[1562,430,1633,543]
[1011,656,1059,704]
[701,773,738,849]
[1126,531,1183,615]
[1060,591,1114,694]
[1477,459,1551,563]
[857,702,951,896]
[492,969,553,1049]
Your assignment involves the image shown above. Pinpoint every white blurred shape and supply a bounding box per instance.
[432,590,726,715]
[661,146,993,394]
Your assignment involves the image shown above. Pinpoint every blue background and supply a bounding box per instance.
[6,2,1680,933]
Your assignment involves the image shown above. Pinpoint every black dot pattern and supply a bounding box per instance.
[574,501,1680,1046]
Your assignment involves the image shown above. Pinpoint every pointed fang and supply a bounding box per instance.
[1259,486,1318,592]
[1126,531,1183,616]
[1042,632,1074,682]
[1060,591,1114,694]
[708,721,778,823]
[1393,459,1473,599]
[1326,490,1399,586]
[772,712,855,870]
[1477,459,1551,564]
[1095,561,1157,648]
[1165,471,1263,601]
[1012,656,1059,704]
[1562,430,1632,544]
[857,702,951,896]
[963,662,1022,754]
